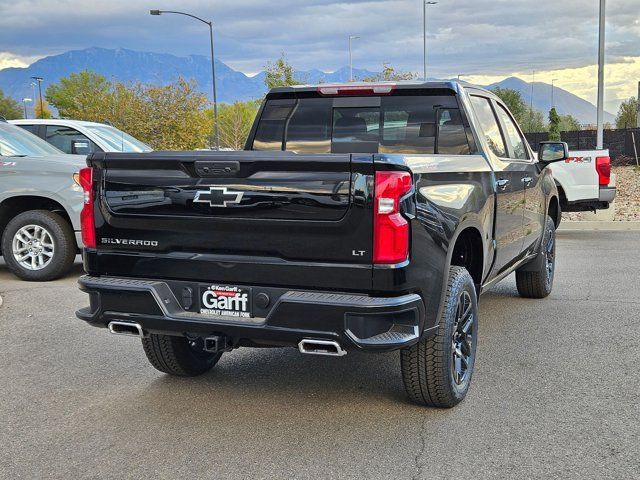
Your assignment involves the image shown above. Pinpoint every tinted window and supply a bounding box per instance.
[45,125,98,155]
[252,93,470,154]
[252,101,294,150]
[495,104,529,160]
[470,96,506,158]
[17,124,38,134]
[286,98,332,153]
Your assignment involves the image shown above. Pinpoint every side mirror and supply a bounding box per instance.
[71,140,91,155]
[538,141,568,163]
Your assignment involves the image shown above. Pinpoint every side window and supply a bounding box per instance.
[470,96,506,158]
[17,124,38,135]
[495,103,529,160]
[45,126,98,155]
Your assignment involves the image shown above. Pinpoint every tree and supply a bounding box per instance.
[46,70,112,120]
[363,63,416,82]
[492,87,528,127]
[34,99,53,119]
[524,107,547,133]
[264,54,301,89]
[558,114,581,132]
[214,101,260,150]
[548,107,561,141]
[0,89,23,119]
[615,96,638,129]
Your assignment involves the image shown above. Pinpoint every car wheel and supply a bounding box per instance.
[516,215,556,298]
[142,334,222,376]
[400,266,478,408]
[1,210,76,281]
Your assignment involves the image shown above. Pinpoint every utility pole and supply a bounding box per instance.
[348,35,360,82]
[423,1,437,81]
[22,98,31,119]
[637,81,640,128]
[596,0,606,149]
[551,78,558,108]
[31,76,43,118]
[529,71,535,131]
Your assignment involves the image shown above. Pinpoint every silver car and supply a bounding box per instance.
[0,120,84,281]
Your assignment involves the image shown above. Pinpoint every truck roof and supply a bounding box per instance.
[267,80,494,97]
[10,119,112,127]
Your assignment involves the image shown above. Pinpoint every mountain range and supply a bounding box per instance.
[0,47,614,124]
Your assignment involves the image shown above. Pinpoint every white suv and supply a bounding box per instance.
[9,119,152,155]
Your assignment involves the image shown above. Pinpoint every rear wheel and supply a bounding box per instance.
[516,215,556,298]
[400,266,478,408]
[142,334,222,376]
[1,210,76,281]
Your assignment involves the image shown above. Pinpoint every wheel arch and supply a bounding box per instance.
[0,195,75,249]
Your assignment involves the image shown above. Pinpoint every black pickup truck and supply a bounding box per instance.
[77,81,566,408]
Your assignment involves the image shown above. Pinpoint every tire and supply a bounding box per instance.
[401,266,478,408]
[142,334,222,377]
[515,215,556,299]
[1,210,76,281]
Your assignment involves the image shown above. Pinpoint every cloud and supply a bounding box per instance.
[0,0,637,110]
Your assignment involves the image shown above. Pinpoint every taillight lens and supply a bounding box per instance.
[373,171,412,264]
[78,167,96,248]
[595,156,611,186]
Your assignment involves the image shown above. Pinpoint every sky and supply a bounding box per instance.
[0,0,638,112]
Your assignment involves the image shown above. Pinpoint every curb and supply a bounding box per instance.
[0,294,3,308]
[559,221,640,231]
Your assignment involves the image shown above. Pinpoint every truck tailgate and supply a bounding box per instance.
[87,151,374,290]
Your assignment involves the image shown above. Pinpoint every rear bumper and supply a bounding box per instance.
[599,186,616,203]
[561,186,617,212]
[76,275,427,352]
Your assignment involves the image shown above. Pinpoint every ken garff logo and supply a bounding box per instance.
[193,186,244,208]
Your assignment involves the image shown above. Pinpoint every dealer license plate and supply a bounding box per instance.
[199,284,252,318]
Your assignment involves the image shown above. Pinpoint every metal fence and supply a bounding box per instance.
[525,128,640,160]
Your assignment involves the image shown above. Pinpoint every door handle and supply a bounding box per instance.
[496,179,509,191]
[521,176,533,186]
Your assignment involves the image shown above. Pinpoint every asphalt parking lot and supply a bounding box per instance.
[1,230,638,479]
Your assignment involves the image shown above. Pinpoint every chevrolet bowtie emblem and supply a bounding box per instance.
[193,187,244,207]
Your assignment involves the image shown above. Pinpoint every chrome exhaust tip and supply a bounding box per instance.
[108,321,144,338]
[298,339,346,357]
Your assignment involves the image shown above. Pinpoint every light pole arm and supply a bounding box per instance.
[155,10,211,26]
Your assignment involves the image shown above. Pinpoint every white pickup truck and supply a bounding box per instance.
[549,149,616,212]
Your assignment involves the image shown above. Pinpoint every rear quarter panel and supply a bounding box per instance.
[549,149,605,202]
[0,155,85,231]
[372,153,495,331]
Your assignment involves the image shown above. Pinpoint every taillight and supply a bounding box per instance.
[373,171,412,264]
[595,156,610,186]
[78,167,96,248]
[317,84,396,96]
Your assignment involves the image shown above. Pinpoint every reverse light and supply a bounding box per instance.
[595,156,611,186]
[317,84,396,96]
[373,171,412,264]
[78,167,96,249]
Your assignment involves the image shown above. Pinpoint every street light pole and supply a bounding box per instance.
[596,0,606,149]
[22,98,31,119]
[423,1,437,81]
[529,71,535,131]
[150,9,219,150]
[348,35,359,82]
[31,76,43,119]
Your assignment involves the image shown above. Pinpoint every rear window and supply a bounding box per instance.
[251,92,472,155]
